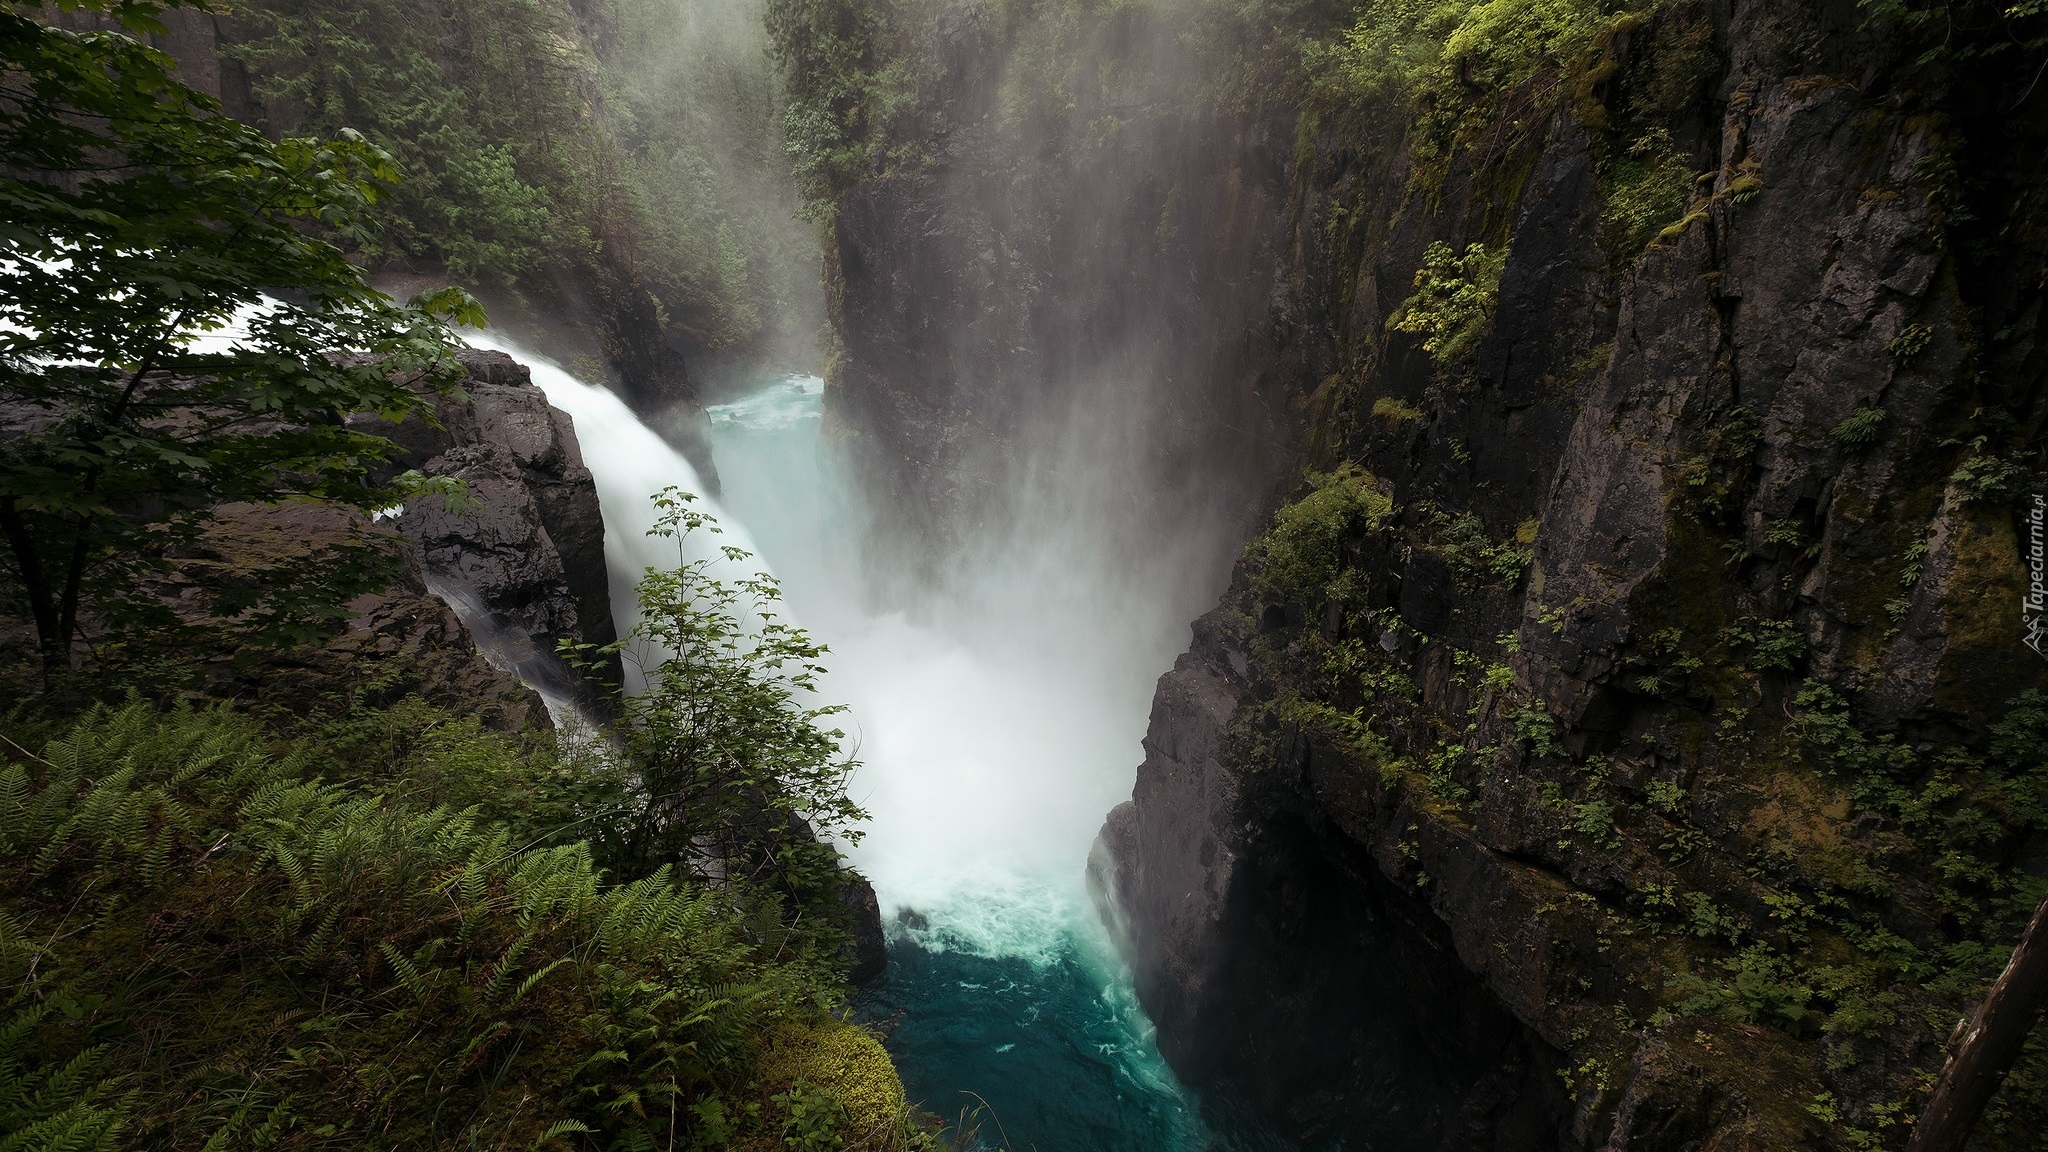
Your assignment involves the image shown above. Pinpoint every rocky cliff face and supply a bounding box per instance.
[1092,4,2048,1149]
[814,0,2048,1147]
[354,349,622,716]
[154,500,557,732]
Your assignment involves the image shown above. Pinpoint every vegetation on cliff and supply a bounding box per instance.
[1237,463,2048,1146]
[221,0,819,367]
[2,535,932,1149]
[1212,0,2048,1142]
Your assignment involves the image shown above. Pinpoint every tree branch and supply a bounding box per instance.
[1906,893,2048,1152]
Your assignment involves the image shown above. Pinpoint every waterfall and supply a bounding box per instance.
[699,371,1218,1149]
[470,334,1215,1149]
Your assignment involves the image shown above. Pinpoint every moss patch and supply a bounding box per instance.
[760,1020,910,1138]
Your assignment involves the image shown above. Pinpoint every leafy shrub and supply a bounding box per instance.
[1387,241,1507,364]
[574,490,865,910]
[1310,0,1484,98]
[1832,406,1889,448]
[1602,129,1702,254]
[1248,466,1394,603]
[1947,436,2030,504]
[762,1022,909,1149]
[1435,510,1536,588]
[1372,395,1426,425]
[1316,0,1634,102]
[1307,0,1647,198]
[1888,323,1934,361]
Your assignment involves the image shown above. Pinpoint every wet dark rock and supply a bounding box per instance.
[150,501,552,731]
[352,349,621,713]
[839,875,889,986]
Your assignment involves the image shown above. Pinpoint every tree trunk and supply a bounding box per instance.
[0,497,63,678]
[1906,893,2048,1152]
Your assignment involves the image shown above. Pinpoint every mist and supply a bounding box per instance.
[601,0,826,384]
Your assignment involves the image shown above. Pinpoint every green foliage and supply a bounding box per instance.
[1432,509,1535,588]
[0,1,482,677]
[573,490,865,914]
[1947,434,2030,504]
[1423,744,1472,802]
[1509,700,1565,758]
[1888,323,1934,361]
[779,1082,851,1151]
[227,0,570,293]
[1832,406,1889,447]
[0,441,914,1149]
[1601,128,1701,254]
[227,0,805,354]
[0,988,133,1152]
[1315,0,1634,102]
[765,0,921,218]
[0,698,910,1151]
[1388,241,1507,364]
[1719,617,1806,672]
[1670,944,1817,1031]
[1306,0,1647,197]
[1308,0,1485,98]
[1371,395,1426,425]
[760,1021,911,1146]
[1796,686,2048,915]
[1247,465,1393,603]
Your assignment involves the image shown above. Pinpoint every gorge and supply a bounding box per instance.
[782,0,2048,1147]
[4,0,2047,1150]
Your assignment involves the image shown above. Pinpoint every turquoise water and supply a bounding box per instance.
[866,898,1208,1151]
[703,375,1228,1152]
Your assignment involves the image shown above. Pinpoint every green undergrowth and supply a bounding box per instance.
[1246,465,1394,604]
[1292,0,1729,338]
[0,700,939,1152]
[1305,0,1655,193]
[1386,241,1506,367]
[0,491,961,1151]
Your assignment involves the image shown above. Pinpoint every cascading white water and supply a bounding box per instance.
[703,374,1218,1149]
[470,334,1217,1148]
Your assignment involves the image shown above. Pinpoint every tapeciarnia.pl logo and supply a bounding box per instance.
[2027,494,2046,659]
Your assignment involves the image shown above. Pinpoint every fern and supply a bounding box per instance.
[0,992,133,1152]
[0,702,905,1150]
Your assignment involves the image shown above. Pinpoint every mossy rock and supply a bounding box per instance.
[760,1019,908,1140]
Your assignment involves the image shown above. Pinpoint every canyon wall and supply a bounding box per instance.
[803,0,2048,1147]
